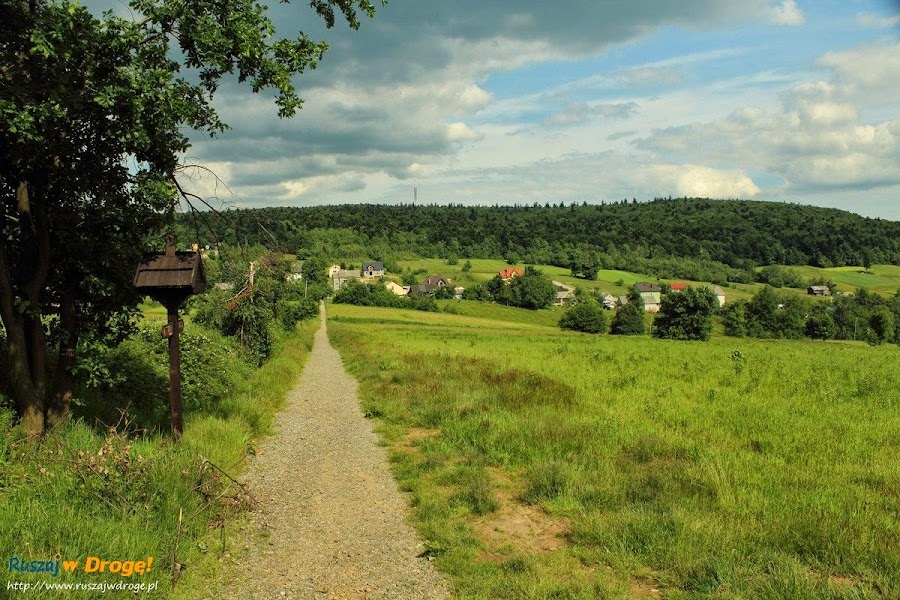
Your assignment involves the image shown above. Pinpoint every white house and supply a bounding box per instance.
[362,261,385,279]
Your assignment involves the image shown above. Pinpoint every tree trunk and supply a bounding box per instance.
[46,288,78,429]
[0,181,52,437]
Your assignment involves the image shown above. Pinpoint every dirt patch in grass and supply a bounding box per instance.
[405,427,441,443]
[473,483,569,561]
[629,577,662,599]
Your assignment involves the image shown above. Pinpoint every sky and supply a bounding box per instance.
[101,0,900,219]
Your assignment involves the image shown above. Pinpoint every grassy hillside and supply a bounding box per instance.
[328,302,899,599]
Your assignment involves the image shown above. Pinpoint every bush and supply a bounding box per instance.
[280,299,319,330]
[610,291,646,335]
[559,301,607,333]
[653,286,718,341]
[76,322,253,431]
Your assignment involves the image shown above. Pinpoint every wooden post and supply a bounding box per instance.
[167,302,184,441]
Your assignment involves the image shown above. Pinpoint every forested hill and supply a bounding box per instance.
[177,198,900,269]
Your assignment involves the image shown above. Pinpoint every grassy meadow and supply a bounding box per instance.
[327,301,899,599]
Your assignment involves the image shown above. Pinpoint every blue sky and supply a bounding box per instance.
[93,0,900,218]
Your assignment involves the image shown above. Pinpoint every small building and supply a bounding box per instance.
[712,285,726,306]
[600,293,617,310]
[407,284,430,297]
[642,296,661,313]
[634,283,661,312]
[669,282,688,292]
[362,261,384,279]
[384,281,409,296]
[332,269,361,290]
[808,285,831,297]
[616,295,630,308]
[554,290,574,307]
[286,262,303,282]
[453,286,465,299]
[328,264,342,278]
[499,267,524,282]
[423,275,451,288]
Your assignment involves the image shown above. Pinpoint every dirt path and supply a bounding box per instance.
[221,306,450,599]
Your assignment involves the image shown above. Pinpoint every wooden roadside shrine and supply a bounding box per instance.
[134,236,206,440]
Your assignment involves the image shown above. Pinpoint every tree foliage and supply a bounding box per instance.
[559,300,607,334]
[1,0,380,435]
[610,290,646,335]
[653,286,718,341]
[176,201,900,274]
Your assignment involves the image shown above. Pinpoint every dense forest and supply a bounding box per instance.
[175,198,900,273]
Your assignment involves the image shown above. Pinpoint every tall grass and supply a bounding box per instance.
[328,303,899,599]
[0,320,317,599]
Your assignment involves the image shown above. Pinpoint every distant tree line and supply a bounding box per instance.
[176,200,900,279]
[724,288,900,344]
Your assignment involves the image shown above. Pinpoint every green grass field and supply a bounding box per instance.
[327,302,899,599]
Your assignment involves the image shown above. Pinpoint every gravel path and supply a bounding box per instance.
[224,306,450,599]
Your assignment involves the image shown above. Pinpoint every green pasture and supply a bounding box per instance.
[329,300,563,331]
[327,303,899,599]
[770,265,900,296]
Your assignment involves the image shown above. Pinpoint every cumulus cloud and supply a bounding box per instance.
[637,42,900,196]
[766,0,805,26]
[446,122,484,143]
[669,165,760,198]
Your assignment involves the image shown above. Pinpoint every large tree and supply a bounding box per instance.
[653,286,718,341]
[0,0,380,436]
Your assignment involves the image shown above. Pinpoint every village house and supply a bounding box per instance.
[286,262,303,282]
[807,285,831,297]
[423,275,451,288]
[384,281,409,296]
[328,264,342,278]
[668,282,688,292]
[499,267,524,282]
[600,293,617,310]
[331,269,361,290]
[634,282,661,312]
[552,280,575,307]
[362,261,385,279]
[406,284,429,297]
[453,286,465,299]
[713,285,726,306]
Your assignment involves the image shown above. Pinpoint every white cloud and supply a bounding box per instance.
[766,0,805,26]
[446,122,483,143]
[650,165,760,198]
[818,42,900,93]
[855,12,900,28]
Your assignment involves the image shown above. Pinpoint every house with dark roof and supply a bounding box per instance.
[362,261,384,279]
[807,285,831,297]
[633,282,661,312]
[332,269,361,290]
[423,275,451,288]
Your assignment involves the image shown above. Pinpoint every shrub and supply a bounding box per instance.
[76,322,253,431]
[610,291,646,335]
[559,301,607,333]
[653,286,718,341]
